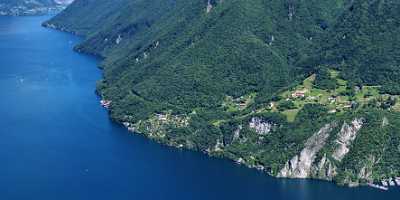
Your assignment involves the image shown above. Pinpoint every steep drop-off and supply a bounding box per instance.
[44,0,400,187]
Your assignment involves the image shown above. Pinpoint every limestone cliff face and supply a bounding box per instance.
[357,155,376,182]
[312,154,337,180]
[278,124,335,178]
[332,118,364,161]
[248,117,275,135]
[232,125,243,142]
[206,0,223,13]
[278,118,365,182]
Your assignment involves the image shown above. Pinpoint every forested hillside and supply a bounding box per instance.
[319,0,400,94]
[45,0,400,187]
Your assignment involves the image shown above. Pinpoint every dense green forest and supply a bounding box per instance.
[45,0,400,186]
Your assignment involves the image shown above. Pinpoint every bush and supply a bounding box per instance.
[278,101,296,111]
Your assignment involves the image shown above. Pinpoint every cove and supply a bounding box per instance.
[0,15,399,200]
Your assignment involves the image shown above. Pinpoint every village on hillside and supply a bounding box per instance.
[222,70,400,122]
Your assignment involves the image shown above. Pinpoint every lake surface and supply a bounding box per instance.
[0,15,399,200]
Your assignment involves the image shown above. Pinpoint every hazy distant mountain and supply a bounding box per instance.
[0,0,74,15]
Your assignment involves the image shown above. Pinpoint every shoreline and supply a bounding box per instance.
[44,20,399,192]
[118,116,400,191]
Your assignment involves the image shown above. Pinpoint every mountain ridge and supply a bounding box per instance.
[44,0,400,188]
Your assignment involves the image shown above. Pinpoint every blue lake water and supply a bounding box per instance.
[0,15,399,200]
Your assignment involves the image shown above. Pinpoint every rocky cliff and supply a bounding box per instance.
[278,124,336,178]
[277,119,366,183]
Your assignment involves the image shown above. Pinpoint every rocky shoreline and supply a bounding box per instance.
[117,116,393,190]
[44,21,398,192]
[119,117,400,191]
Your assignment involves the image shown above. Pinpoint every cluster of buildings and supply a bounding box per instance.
[291,90,306,98]
[290,88,356,111]
[100,100,112,109]
[154,113,190,127]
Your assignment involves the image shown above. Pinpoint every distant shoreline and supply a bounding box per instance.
[0,6,66,16]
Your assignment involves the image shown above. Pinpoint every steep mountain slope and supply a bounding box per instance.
[0,0,73,15]
[47,0,345,119]
[319,0,400,94]
[45,0,400,187]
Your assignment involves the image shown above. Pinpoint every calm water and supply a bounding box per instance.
[0,15,399,200]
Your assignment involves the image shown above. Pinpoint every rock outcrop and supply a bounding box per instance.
[332,118,364,161]
[206,0,213,13]
[357,155,376,182]
[232,125,242,142]
[278,124,335,178]
[312,154,337,180]
[248,117,275,135]
[277,118,369,183]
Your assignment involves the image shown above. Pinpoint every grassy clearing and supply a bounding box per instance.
[241,69,400,125]
[222,93,257,113]
[253,70,400,122]
[282,109,300,122]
